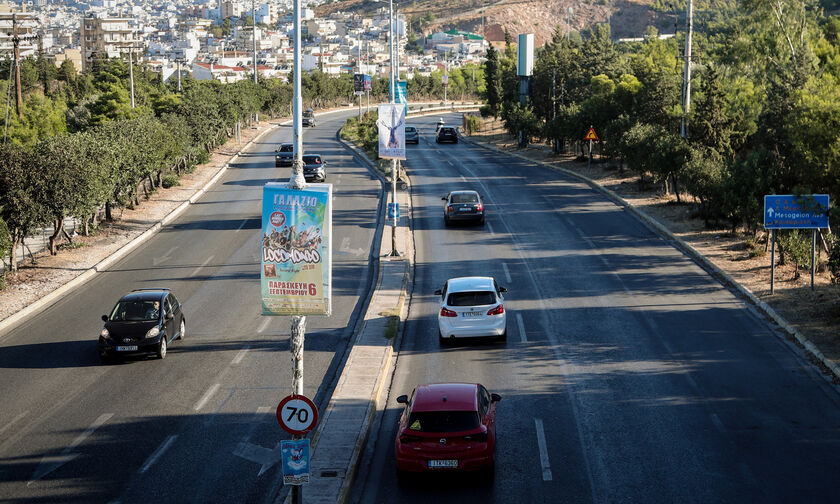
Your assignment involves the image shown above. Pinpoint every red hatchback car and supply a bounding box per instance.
[394,383,501,476]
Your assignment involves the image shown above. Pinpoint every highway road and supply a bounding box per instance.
[0,110,382,503]
[352,114,840,503]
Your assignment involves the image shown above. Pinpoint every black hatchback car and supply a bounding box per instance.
[98,288,185,362]
[275,143,294,167]
[436,126,458,144]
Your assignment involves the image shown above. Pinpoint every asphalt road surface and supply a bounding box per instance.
[352,114,840,503]
[0,110,382,503]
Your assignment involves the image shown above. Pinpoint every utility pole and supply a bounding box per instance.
[128,46,135,108]
[252,0,258,85]
[176,58,182,93]
[552,66,557,153]
[12,14,23,119]
[388,0,399,257]
[680,0,693,139]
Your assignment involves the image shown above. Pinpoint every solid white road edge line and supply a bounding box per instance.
[139,435,177,474]
[486,222,495,235]
[516,313,527,343]
[535,418,553,481]
[194,383,221,411]
[0,410,28,436]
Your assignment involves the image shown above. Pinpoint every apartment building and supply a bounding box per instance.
[80,14,136,71]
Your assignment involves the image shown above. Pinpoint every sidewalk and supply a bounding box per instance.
[288,141,412,503]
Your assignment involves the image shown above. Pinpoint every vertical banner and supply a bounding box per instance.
[281,439,311,485]
[397,80,408,115]
[377,103,406,160]
[363,74,372,91]
[261,183,332,316]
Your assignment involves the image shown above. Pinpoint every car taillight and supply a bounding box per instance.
[440,307,458,317]
[463,431,488,442]
[475,203,483,211]
[447,205,454,213]
[399,434,422,444]
[487,304,504,316]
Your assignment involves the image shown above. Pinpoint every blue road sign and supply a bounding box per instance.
[388,202,400,220]
[764,194,829,229]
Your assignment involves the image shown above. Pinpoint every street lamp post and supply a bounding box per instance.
[252,0,258,85]
[388,0,399,256]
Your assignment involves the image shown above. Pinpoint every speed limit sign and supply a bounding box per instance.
[276,394,318,435]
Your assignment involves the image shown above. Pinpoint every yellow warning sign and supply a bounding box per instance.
[584,127,599,141]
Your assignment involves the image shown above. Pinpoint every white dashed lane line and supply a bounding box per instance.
[257,317,271,333]
[502,262,512,283]
[486,222,495,235]
[235,219,248,232]
[535,418,553,481]
[232,347,250,365]
[194,383,221,411]
[516,313,527,343]
[0,411,27,437]
[139,435,177,474]
[189,255,214,278]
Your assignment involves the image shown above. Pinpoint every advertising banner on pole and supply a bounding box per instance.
[396,80,408,115]
[281,439,310,485]
[363,74,372,91]
[377,103,406,160]
[261,183,332,316]
[354,73,364,92]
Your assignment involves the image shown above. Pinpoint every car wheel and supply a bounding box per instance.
[439,330,449,346]
[454,139,459,144]
[482,461,496,483]
[157,336,167,359]
[99,352,113,364]
[179,319,185,340]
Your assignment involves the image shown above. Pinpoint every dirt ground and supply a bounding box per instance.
[468,118,840,375]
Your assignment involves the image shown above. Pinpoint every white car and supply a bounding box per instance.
[435,276,507,344]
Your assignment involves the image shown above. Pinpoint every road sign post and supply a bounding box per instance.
[584,126,598,171]
[276,394,319,436]
[763,194,830,292]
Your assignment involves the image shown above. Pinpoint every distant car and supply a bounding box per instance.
[275,143,294,167]
[302,154,326,182]
[405,125,419,144]
[436,126,458,144]
[303,108,317,127]
[443,190,484,226]
[435,276,507,343]
[394,382,501,478]
[97,288,185,362]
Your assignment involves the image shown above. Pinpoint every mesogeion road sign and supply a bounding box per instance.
[763,194,829,229]
[276,394,318,435]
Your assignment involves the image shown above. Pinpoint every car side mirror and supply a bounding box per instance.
[396,395,409,404]
[101,315,108,322]
[441,196,447,200]
[491,393,502,402]
[166,312,174,320]
[434,289,442,296]
[499,287,507,293]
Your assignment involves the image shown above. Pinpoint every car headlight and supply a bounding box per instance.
[100,328,109,338]
[145,326,160,338]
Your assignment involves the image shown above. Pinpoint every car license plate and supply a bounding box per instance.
[458,207,471,212]
[116,345,138,351]
[429,460,458,469]
[462,311,481,317]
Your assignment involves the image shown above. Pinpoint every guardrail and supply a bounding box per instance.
[406,103,481,116]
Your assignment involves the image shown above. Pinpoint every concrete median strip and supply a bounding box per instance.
[462,136,840,383]
[288,137,412,504]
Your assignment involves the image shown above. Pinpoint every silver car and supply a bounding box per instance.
[435,276,507,344]
[405,125,419,144]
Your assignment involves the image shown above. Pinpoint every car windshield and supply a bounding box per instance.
[447,291,496,306]
[451,193,478,204]
[406,127,416,132]
[407,411,480,432]
[303,110,314,117]
[279,145,293,152]
[303,155,321,164]
[110,300,159,321]
[441,128,455,133]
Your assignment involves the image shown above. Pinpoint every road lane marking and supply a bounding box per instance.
[257,406,272,414]
[516,313,527,343]
[486,222,495,235]
[502,263,512,283]
[29,413,113,485]
[710,413,726,433]
[459,175,467,182]
[235,219,248,232]
[257,317,271,333]
[139,435,177,474]
[152,246,178,266]
[232,347,250,365]
[535,418,553,481]
[194,383,221,411]
[0,410,28,436]
[189,255,214,277]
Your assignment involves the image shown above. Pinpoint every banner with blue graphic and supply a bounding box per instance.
[281,439,310,485]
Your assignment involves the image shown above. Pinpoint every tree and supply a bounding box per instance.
[483,44,501,117]
[0,143,44,271]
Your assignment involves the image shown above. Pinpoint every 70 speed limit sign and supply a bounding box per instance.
[276,394,318,435]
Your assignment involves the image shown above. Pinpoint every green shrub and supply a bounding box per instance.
[828,234,840,284]
[780,229,812,279]
[161,174,180,188]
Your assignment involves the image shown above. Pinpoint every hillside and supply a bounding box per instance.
[316,0,681,45]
